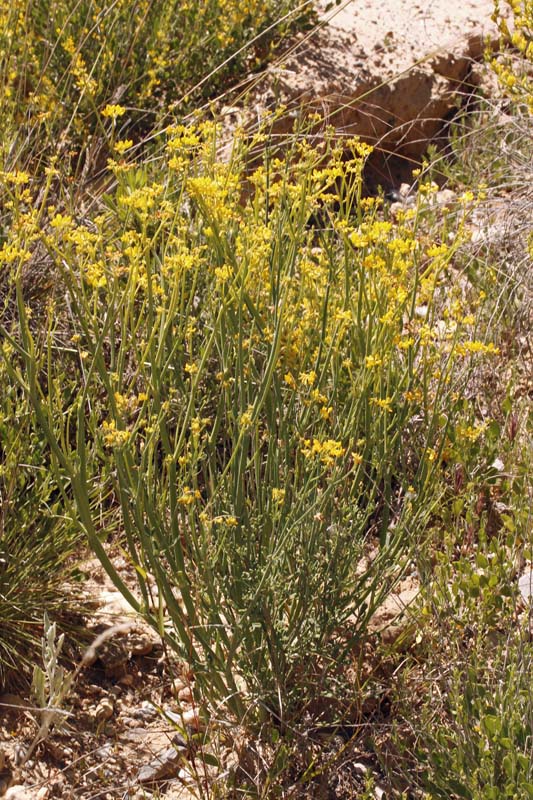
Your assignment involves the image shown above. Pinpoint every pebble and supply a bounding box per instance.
[162,707,203,732]
[120,727,149,743]
[171,680,188,697]
[519,569,533,603]
[137,745,186,784]
[177,686,193,704]
[94,697,114,723]
[120,716,138,728]
[181,708,201,730]
[95,742,114,760]
[132,701,159,722]
[4,787,32,800]
[130,635,154,657]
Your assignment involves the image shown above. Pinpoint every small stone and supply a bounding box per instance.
[120,727,149,743]
[4,786,32,800]
[13,745,25,767]
[95,743,114,760]
[171,680,187,697]
[519,569,533,604]
[434,188,457,208]
[129,635,154,657]
[181,708,201,730]
[177,767,195,784]
[389,201,404,217]
[132,701,158,722]
[37,786,50,799]
[177,687,193,704]
[94,697,114,723]
[137,746,185,784]
[163,707,203,734]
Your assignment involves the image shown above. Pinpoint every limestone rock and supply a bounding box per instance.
[242,0,506,186]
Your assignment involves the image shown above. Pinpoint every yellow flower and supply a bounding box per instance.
[456,341,500,356]
[299,370,317,386]
[102,104,127,118]
[320,406,333,420]
[212,515,239,527]
[114,139,134,155]
[2,170,30,186]
[50,213,73,229]
[215,264,232,283]
[102,420,130,448]
[239,406,254,429]
[457,422,488,442]
[178,487,201,506]
[365,354,383,368]
[301,437,345,466]
[371,397,393,412]
[284,372,297,389]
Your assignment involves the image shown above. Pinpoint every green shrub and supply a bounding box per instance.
[3,122,502,729]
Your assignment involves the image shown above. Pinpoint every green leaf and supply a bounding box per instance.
[482,714,501,736]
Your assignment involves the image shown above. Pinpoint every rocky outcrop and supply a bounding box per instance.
[238,0,504,187]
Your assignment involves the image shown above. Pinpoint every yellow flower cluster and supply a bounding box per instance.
[301,438,345,466]
[102,420,130,448]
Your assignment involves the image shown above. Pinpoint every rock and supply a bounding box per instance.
[120,727,151,744]
[171,680,188,697]
[94,697,114,724]
[237,0,507,188]
[162,706,202,731]
[132,701,158,722]
[129,634,154,657]
[181,709,202,730]
[519,569,533,604]
[177,686,193,704]
[4,787,32,800]
[368,577,420,646]
[137,744,186,784]
[432,188,457,208]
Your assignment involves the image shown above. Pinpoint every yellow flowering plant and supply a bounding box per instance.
[4,117,504,730]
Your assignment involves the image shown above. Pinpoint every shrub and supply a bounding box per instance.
[3,121,502,729]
